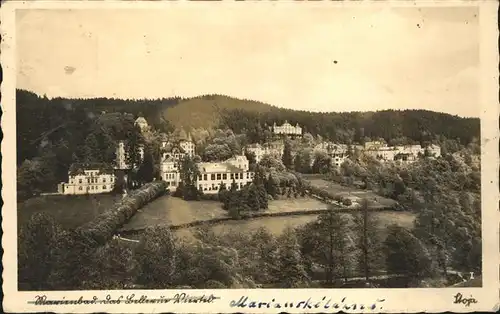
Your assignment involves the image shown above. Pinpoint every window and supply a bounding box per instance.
[79,186,83,191]
[240,183,243,189]
[223,174,227,180]
[231,173,234,179]
[204,174,207,180]
[111,177,114,182]
[103,185,106,189]
[212,183,215,189]
[79,179,82,184]
[91,186,94,190]
[246,173,249,179]
[217,174,221,180]
[199,185,202,190]
[211,174,215,180]
[198,175,202,181]
[103,178,106,183]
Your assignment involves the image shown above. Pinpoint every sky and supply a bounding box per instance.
[16,5,479,117]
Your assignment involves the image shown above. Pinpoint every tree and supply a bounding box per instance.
[178,155,201,200]
[282,140,293,169]
[265,174,279,199]
[137,148,155,186]
[299,209,354,286]
[244,151,257,167]
[253,165,269,209]
[248,228,280,284]
[259,154,286,172]
[294,148,313,174]
[82,132,100,163]
[302,132,314,146]
[135,225,177,288]
[384,225,434,286]
[125,125,145,170]
[86,240,136,289]
[47,229,98,290]
[246,184,261,211]
[312,151,332,174]
[277,227,310,288]
[352,199,382,282]
[18,213,61,290]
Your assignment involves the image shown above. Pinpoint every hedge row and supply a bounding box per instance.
[77,181,168,245]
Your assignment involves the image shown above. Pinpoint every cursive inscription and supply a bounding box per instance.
[29,293,220,306]
[230,296,386,312]
[453,293,478,307]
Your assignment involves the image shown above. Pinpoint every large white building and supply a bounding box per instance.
[115,141,144,170]
[245,140,285,163]
[57,164,115,195]
[273,121,302,136]
[196,155,254,194]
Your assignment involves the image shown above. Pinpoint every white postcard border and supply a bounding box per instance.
[1,1,499,313]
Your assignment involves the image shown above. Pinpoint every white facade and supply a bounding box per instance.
[57,169,115,195]
[245,141,284,163]
[134,117,149,132]
[313,142,349,167]
[364,144,427,163]
[364,141,387,150]
[115,141,144,170]
[426,144,442,157]
[159,137,196,191]
[160,159,181,191]
[273,121,302,136]
[161,139,195,162]
[196,155,254,194]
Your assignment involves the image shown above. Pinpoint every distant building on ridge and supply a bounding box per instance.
[273,121,302,136]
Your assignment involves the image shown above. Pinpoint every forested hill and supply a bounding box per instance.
[17,88,479,158]
[220,108,480,145]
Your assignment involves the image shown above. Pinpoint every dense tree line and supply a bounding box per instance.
[219,108,479,147]
[16,90,165,199]
[318,146,482,277]
[20,202,452,290]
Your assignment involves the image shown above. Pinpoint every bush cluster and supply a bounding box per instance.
[77,181,168,245]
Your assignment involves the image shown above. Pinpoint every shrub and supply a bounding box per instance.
[78,181,168,245]
[342,198,353,206]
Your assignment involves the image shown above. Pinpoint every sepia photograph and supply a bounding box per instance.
[1,1,499,313]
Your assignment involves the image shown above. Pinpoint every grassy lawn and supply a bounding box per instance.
[17,194,122,230]
[266,197,328,213]
[306,178,398,208]
[200,211,416,238]
[121,196,228,231]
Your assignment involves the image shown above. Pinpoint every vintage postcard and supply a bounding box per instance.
[1,0,499,313]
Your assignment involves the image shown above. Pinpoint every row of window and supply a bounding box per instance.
[75,177,114,184]
[197,172,253,181]
[198,182,246,191]
[78,185,108,191]
[164,173,177,180]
